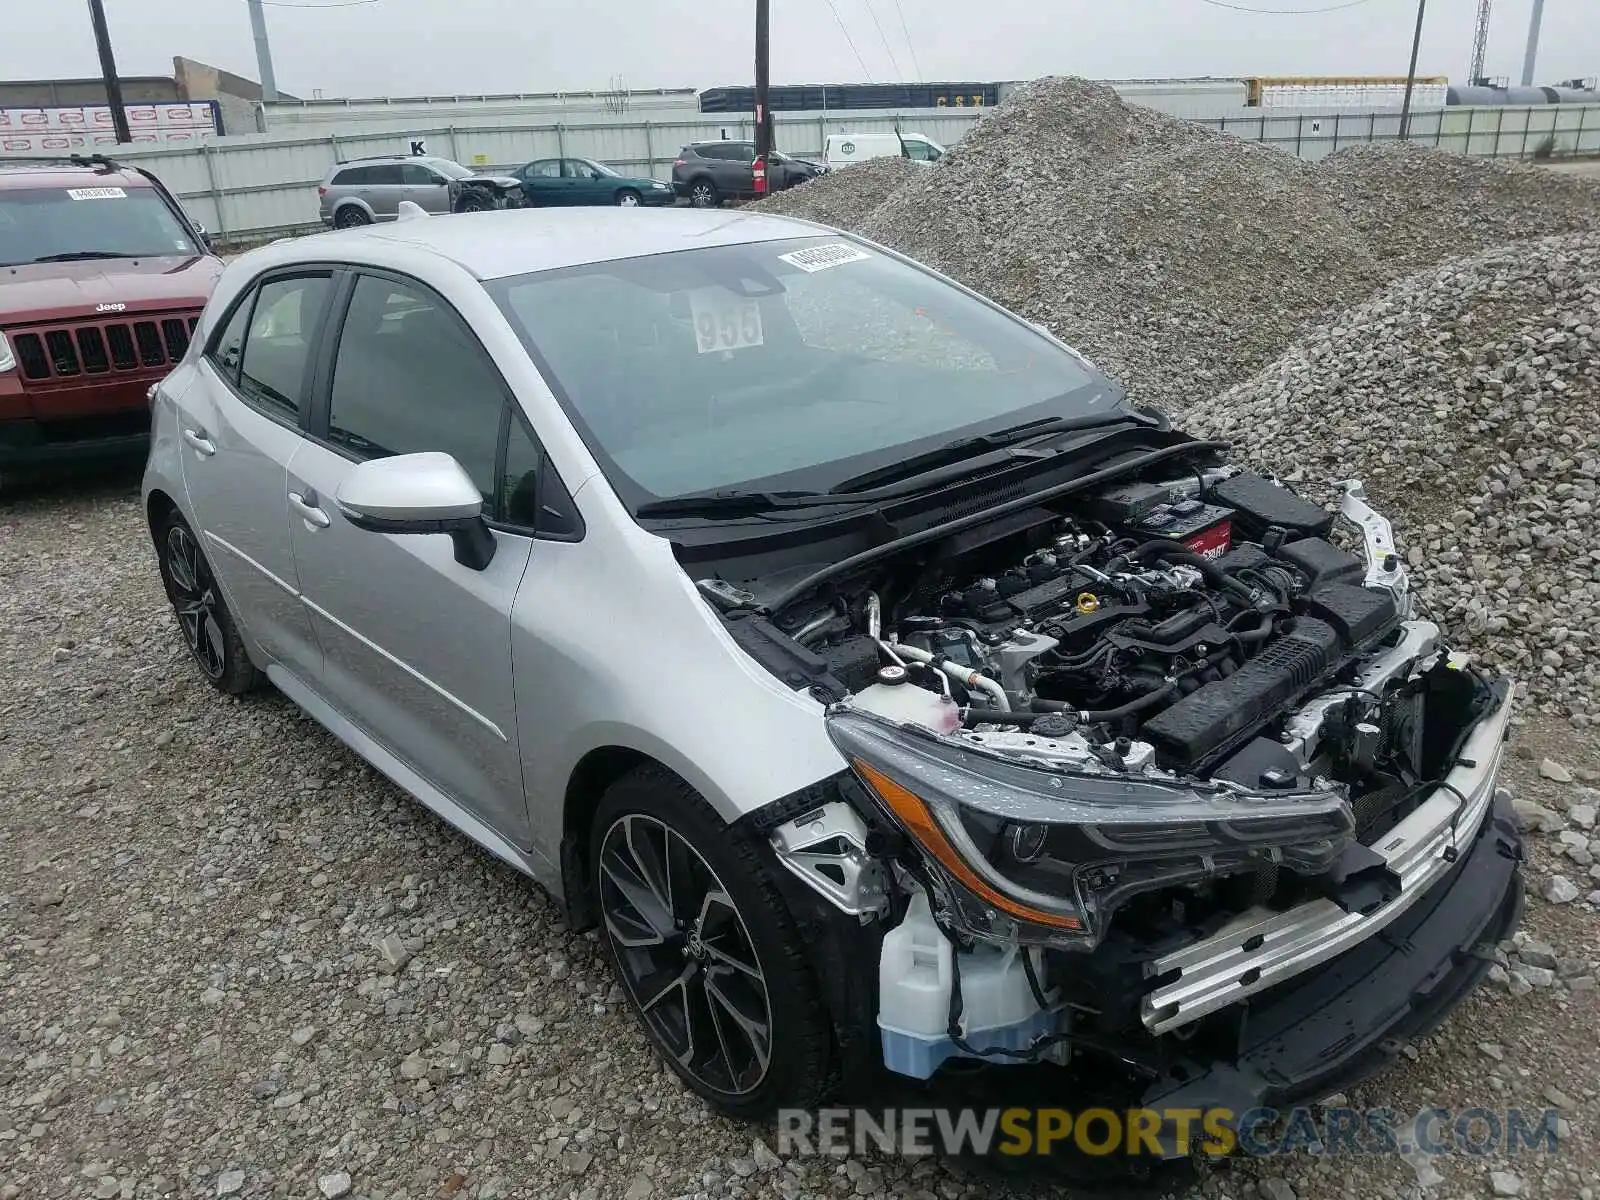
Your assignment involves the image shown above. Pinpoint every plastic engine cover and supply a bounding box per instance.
[1212,472,1335,541]
[1143,618,1343,771]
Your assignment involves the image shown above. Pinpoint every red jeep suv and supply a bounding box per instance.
[0,156,223,470]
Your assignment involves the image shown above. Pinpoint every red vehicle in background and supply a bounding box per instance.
[0,155,222,471]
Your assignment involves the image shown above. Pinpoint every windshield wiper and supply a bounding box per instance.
[29,251,144,263]
[635,489,870,519]
[828,410,1150,495]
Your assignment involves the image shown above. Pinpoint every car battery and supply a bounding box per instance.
[1131,499,1235,560]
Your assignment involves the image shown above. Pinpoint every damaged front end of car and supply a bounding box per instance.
[751,472,1523,1148]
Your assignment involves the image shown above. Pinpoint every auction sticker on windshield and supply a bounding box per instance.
[778,243,872,273]
[689,288,764,354]
[66,187,127,200]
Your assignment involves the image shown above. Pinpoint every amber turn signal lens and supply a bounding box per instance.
[853,759,1084,932]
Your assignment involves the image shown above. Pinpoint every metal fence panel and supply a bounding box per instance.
[2,103,1591,245]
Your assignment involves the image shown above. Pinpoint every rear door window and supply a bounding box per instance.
[213,274,333,423]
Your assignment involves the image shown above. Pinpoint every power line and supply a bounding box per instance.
[859,0,904,81]
[1194,0,1377,12]
[891,0,924,81]
[823,0,875,82]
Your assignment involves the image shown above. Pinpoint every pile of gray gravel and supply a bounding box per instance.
[762,77,1600,413]
[754,156,919,230]
[1185,233,1600,715]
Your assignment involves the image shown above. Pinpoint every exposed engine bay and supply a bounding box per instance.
[772,467,1440,790]
[703,458,1511,1096]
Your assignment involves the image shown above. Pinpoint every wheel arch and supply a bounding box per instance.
[559,744,665,930]
[145,487,181,546]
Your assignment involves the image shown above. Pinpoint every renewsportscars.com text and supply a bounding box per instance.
[777,1106,1563,1159]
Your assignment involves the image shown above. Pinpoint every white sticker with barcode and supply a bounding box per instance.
[689,288,764,354]
[66,187,127,200]
[778,242,872,273]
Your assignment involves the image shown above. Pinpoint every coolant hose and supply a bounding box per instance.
[961,708,1042,727]
[1230,613,1276,643]
[1030,681,1178,723]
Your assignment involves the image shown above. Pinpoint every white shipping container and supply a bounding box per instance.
[0,102,219,153]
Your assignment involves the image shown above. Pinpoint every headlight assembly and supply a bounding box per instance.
[825,707,1356,950]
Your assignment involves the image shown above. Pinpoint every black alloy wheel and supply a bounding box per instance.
[589,766,834,1116]
[598,811,773,1096]
[155,511,261,695]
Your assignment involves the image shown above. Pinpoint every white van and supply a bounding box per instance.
[822,131,946,169]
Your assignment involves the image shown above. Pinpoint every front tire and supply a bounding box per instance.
[456,189,494,213]
[615,188,642,207]
[591,766,833,1117]
[154,511,262,695]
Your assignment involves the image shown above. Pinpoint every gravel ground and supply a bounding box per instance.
[1543,162,1600,180]
[752,158,921,230]
[1185,234,1600,716]
[3,470,1600,1200]
[755,78,1600,416]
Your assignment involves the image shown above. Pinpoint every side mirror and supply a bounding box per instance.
[194,221,213,251]
[335,452,496,570]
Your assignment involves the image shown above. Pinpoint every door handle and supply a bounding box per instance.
[288,490,331,529]
[182,427,216,457]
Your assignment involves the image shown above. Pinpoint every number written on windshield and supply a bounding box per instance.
[690,290,764,354]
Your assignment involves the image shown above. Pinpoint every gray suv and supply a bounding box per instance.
[318,155,523,227]
[670,141,823,207]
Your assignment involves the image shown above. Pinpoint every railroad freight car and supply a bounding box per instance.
[698,83,1000,113]
[1447,80,1600,105]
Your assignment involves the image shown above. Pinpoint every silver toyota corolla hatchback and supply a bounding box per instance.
[143,206,1521,1147]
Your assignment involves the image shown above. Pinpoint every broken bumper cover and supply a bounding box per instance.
[1140,770,1522,1155]
[1142,680,1515,1035]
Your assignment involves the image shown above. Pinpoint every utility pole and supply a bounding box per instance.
[1398,0,1428,140]
[86,0,131,144]
[1520,0,1546,86]
[753,0,771,196]
[247,0,280,103]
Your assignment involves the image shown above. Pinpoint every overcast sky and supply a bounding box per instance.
[3,0,1595,99]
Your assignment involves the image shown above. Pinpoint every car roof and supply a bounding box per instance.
[334,155,456,168]
[251,208,832,280]
[0,162,153,191]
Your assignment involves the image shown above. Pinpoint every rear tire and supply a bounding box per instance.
[333,206,371,229]
[591,765,834,1118]
[154,510,262,695]
[688,179,720,208]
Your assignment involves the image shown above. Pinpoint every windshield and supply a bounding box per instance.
[0,185,198,265]
[488,235,1111,505]
[432,160,476,180]
[581,159,620,178]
